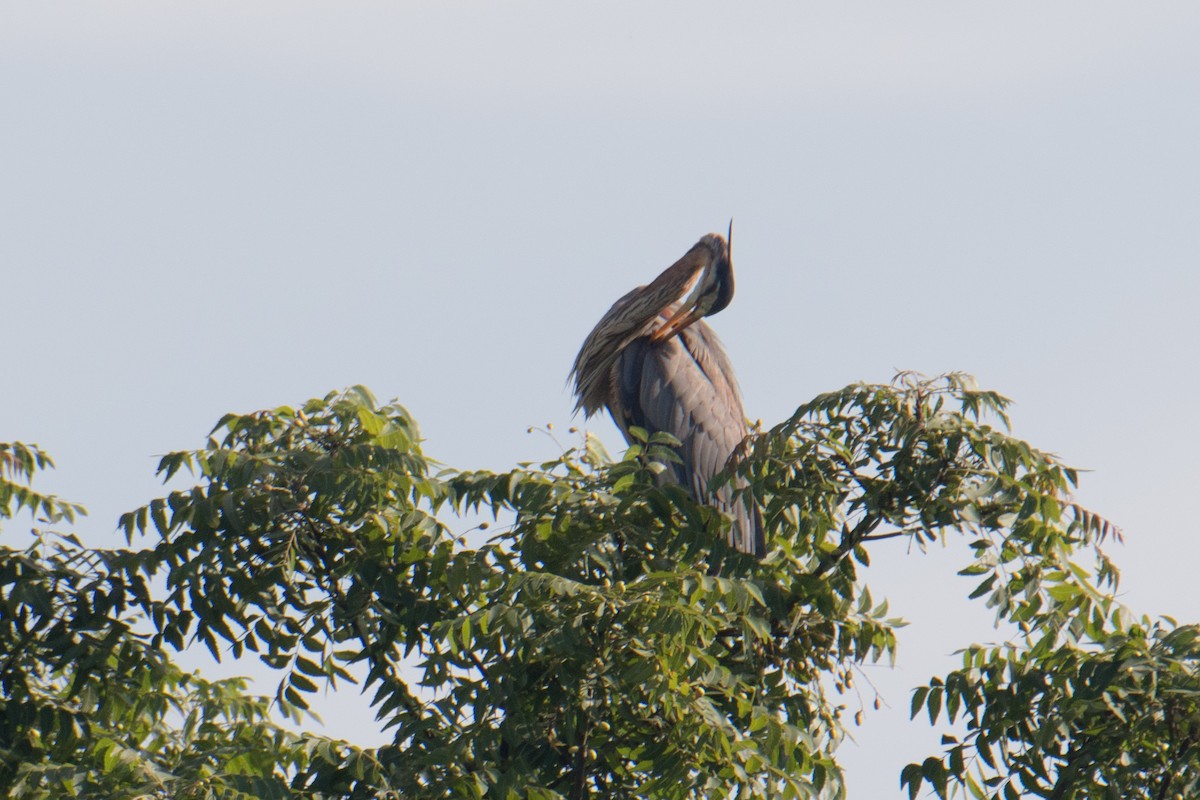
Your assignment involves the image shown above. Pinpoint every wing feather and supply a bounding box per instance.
[611,320,764,556]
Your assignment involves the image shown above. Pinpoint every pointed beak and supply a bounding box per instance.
[648,300,706,343]
[648,236,731,343]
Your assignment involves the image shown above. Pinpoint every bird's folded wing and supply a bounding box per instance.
[613,322,764,556]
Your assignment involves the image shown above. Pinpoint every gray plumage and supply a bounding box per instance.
[570,233,764,556]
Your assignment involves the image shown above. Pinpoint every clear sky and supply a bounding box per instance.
[4,3,1199,796]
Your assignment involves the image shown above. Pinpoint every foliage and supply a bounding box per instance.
[0,443,84,525]
[115,386,871,798]
[909,618,1200,800]
[2,374,1198,799]
[0,446,373,798]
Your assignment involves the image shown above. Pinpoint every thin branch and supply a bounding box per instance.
[451,592,496,688]
[859,529,917,543]
[809,513,882,579]
[1049,741,1094,800]
[569,717,591,800]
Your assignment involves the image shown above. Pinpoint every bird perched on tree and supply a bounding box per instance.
[570,229,764,556]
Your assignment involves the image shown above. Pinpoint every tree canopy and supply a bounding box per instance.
[2,374,1197,799]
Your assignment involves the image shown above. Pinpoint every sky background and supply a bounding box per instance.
[3,3,1199,796]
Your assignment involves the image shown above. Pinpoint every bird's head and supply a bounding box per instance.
[570,226,737,416]
[649,226,735,343]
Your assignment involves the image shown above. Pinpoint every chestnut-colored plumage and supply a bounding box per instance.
[570,232,764,556]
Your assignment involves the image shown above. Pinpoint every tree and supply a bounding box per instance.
[1,374,1197,798]
[0,444,326,799]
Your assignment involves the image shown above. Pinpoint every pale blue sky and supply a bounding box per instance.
[4,3,1199,796]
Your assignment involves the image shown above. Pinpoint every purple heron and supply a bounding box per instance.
[570,230,764,557]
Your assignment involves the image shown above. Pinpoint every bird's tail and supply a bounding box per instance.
[718,479,765,558]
